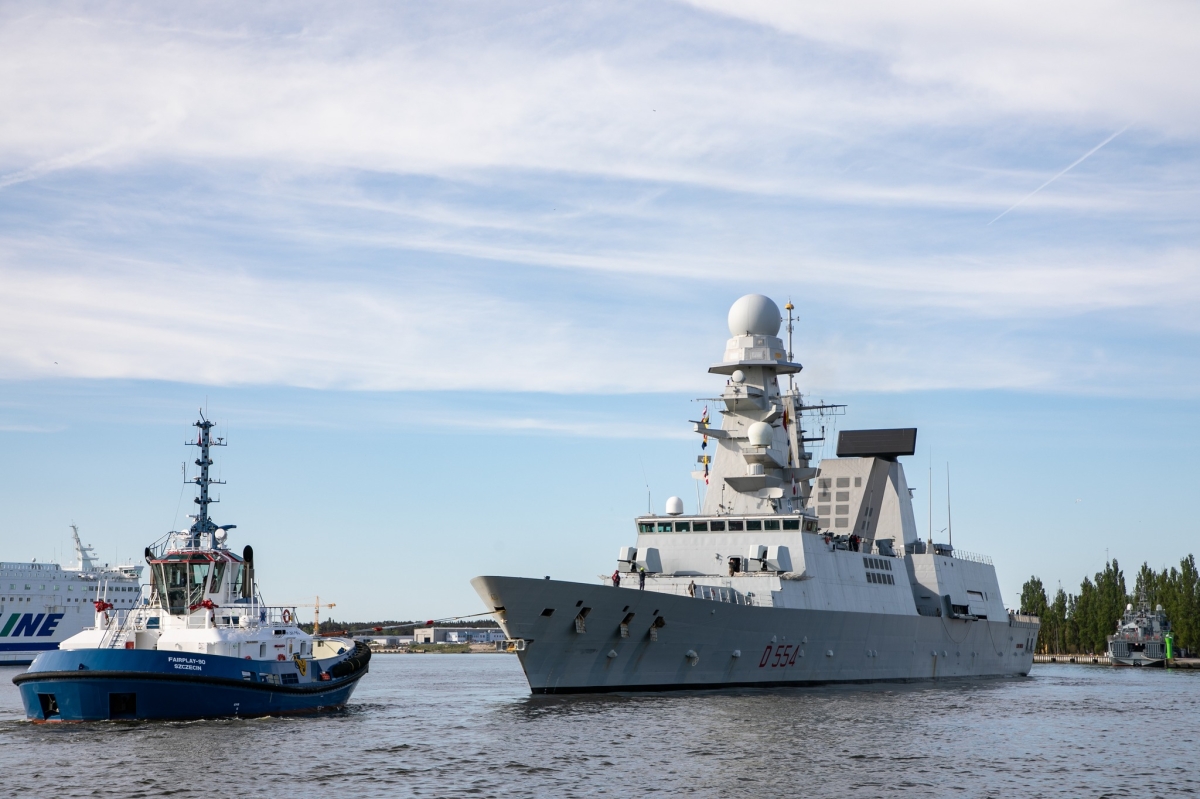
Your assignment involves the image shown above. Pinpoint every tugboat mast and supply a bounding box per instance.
[187,411,226,545]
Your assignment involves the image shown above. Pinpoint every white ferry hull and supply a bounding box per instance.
[474,576,1038,693]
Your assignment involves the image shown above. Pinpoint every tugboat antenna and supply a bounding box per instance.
[946,463,953,549]
[187,409,227,546]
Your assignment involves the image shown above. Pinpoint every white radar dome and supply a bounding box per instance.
[727,294,781,337]
[747,421,773,447]
[665,496,684,516]
[731,369,745,383]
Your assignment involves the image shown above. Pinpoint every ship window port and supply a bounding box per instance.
[640,519,804,533]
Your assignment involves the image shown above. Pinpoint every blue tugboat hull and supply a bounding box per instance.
[13,647,367,721]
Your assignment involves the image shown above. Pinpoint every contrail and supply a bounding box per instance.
[989,125,1130,225]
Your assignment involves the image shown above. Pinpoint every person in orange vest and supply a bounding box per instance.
[611,570,621,588]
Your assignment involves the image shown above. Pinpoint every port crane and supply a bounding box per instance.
[288,596,336,635]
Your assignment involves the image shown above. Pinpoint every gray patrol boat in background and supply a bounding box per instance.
[472,294,1039,693]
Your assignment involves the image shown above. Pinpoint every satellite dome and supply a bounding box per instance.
[665,496,684,516]
[747,421,773,447]
[727,294,781,337]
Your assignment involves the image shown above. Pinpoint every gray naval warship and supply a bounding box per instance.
[472,294,1039,693]
[1107,597,1174,666]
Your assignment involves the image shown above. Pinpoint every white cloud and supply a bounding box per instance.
[0,2,1196,399]
[682,0,1200,133]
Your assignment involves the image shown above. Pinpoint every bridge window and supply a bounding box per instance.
[764,520,780,531]
[693,522,708,532]
[638,523,654,533]
[656,522,673,533]
[783,519,800,530]
[209,562,225,594]
[710,521,726,531]
[674,522,691,532]
[747,520,762,531]
[728,521,744,531]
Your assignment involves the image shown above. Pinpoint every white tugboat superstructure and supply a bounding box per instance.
[472,294,1040,693]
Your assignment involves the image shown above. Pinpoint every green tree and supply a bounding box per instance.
[1047,588,1068,654]
[1020,576,1049,651]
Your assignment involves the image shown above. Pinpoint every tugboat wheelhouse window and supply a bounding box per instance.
[229,563,245,598]
[209,562,225,593]
[189,562,211,607]
[160,563,190,614]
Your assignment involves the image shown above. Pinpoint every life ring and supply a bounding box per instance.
[277,654,286,661]
[281,609,292,624]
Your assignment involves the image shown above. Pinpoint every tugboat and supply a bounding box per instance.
[13,412,370,721]
[1107,595,1174,667]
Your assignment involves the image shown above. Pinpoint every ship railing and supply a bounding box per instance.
[654,581,762,607]
[146,530,230,559]
[98,609,136,649]
[1009,612,1039,625]
[950,549,993,566]
[183,604,299,629]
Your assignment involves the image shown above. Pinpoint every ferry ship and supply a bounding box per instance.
[13,413,369,721]
[1,527,141,665]
[472,294,1040,693]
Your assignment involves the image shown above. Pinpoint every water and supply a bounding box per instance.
[2,656,1198,797]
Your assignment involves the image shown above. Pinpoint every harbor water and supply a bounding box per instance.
[3,656,1198,797]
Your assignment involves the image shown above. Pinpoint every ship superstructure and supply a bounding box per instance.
[14,413,369,721]
[473,294,1039,693]
[1,526,141,665]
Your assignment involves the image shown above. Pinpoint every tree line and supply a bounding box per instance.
[1020,555,1200,655]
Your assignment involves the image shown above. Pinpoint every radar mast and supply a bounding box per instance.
[186,411,227,546]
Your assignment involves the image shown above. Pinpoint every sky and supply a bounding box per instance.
[1,1,1198,618]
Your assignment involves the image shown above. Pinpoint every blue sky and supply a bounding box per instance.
[1,1,1198,617]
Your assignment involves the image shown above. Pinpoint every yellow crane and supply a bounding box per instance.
[289,596,336,635]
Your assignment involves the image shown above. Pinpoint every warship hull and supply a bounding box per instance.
[474,576,1038,693]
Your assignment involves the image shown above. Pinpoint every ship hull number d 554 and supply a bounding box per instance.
[759,644,800,668]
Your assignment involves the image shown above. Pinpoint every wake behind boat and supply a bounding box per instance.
[473,294,1039,694]
[13,412,369,721]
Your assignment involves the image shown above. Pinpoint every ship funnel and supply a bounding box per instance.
[242,544,255,599]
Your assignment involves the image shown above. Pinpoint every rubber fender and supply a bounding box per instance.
[330,641,372,678]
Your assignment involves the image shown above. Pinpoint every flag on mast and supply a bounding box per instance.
[700,405,709,449]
